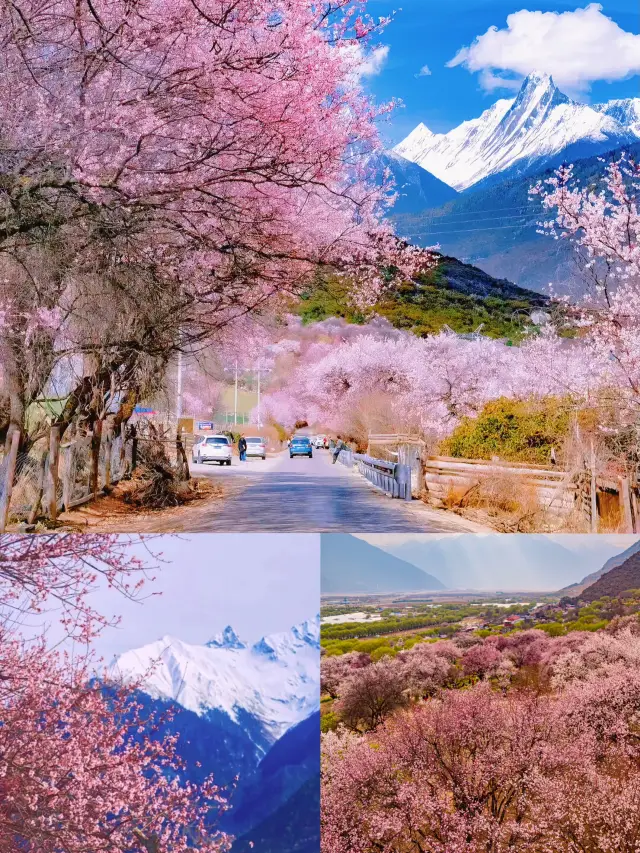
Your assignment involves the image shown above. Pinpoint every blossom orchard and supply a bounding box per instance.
[259,324,599,441]
[0,534,231,852]
[321,621,640,853]
[257,156,639,446]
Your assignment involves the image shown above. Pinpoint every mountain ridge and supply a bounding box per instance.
[566,548,640,603]
[382,535,628,592]
[111,617,320,749]
[321,534,446,594]
[394,72,639,191]
[391,139,640,295]
[560,540,640,597]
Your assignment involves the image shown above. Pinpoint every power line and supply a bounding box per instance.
[401,212,537,229]
[395,203,541,219]
[399,222,539,236]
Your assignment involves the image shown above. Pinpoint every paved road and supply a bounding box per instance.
[184,449,484,533]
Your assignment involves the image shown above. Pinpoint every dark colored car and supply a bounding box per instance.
[289,436,313,459]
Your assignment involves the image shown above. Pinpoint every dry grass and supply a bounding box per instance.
[433,470,579,533]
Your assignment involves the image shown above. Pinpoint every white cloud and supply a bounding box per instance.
[448,4,640,94]
[357,44,390,78]
[416,63,432,77]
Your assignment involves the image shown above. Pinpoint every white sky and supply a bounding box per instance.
[33,534,319,664]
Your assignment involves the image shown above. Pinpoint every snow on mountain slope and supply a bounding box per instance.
[111,618,320,746]
[593,98,640,138]
[394,72,638,191]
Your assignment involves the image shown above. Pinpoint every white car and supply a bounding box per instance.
[192,434,232,465]
[245,436,267,459]
[314,436,326,449]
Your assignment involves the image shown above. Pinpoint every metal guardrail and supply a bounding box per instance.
[337,450,412,501]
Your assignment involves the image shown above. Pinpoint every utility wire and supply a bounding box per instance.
[398,222,538,236]
[401,213,537,229]
[394,203,541,218]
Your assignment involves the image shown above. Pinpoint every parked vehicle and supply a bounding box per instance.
[245,436,267,459]
[192,434,232,465]
[314,436,326,449]
[289,436,313,459]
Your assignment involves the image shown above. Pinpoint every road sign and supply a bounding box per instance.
[197,421,214,431]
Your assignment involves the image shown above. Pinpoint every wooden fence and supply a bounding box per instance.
[423,455,640,532]
[0,425,136,531]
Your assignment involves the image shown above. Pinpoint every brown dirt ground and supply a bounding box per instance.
[51,476,230,533]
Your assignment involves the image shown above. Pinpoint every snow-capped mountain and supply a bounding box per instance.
[394,72,639,191]
[594,99,640,138]
[111,617,320,748]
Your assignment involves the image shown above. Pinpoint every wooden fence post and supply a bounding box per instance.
[90,420,103,497]
[632,489,640,534]
[0,431,21,532]
[119,422,127,479]
[45,426,61,523]
[131,427,138,474]
[590,438,598,534]
[61,444,74,512]
[104,429,112,489]
[27,451,48,525]
[619,476,634,534]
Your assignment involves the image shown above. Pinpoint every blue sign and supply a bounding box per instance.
[197,421,214,430]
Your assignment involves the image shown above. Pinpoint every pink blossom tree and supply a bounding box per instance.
[0,633,231,853]
[0,534,233,852]
[336,658,408,731]
[534,154,640,416]
[0,0,433,444]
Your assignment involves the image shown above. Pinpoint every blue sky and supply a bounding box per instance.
[37,534,319,663]
[361,1,640,144]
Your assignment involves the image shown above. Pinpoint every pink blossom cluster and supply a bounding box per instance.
[0,0,433,311]
[0,534,231,851]
[257,319,599,437]
[534,154,640,403]
[322,621,640,853]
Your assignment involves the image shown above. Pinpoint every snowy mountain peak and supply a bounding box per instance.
[291,618,321,645]
[593,98,640,137]
[206,625,246,650]
[110,617,320,749]
[394,75,638,191]
[511,71,568,113]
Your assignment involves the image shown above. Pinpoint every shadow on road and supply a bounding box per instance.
[185,471,475,533]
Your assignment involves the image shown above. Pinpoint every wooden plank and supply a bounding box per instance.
[45,426,61,522]
[428,454,558,472]
[424,461,566,480]
[620,476,634,534]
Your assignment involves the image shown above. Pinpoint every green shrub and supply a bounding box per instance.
[440,397,571,464]
[321,712,340,733]
[539,622,567,637]
[370,646,399,662]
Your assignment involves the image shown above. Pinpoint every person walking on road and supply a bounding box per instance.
[238,435,247,462]
[332,436,346,464]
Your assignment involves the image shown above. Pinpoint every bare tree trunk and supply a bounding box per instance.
[176,431,190,482]
[0,430,20,531]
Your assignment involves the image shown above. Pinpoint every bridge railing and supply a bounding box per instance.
[337,450,412,501]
